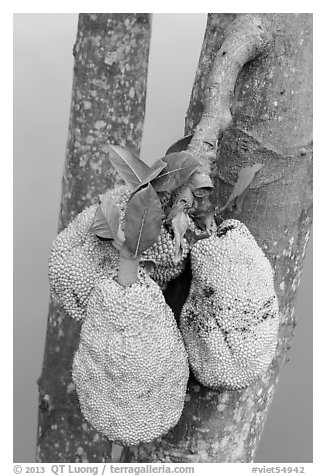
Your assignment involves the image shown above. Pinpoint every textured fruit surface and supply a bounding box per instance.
[148,260,187,290]
[72,270,189,445]
[180,219,279,390]
[49,205,119,321]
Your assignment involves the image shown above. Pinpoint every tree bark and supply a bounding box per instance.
[36,13,152,463]
[37,13,312,464]
[123,13,313,463]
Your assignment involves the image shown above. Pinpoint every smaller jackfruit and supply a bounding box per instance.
[180,219,279,390]
[49,205,119,321]
[104,185,190,288]
[142,226,189,267]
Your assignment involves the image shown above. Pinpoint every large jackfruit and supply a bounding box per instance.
[180,219,279,390]
[72,269,189,445]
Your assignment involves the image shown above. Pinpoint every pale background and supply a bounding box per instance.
[13,13,313,463]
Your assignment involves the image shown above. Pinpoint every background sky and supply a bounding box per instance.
[13,13,313,463]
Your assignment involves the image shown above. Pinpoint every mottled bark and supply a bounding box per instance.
[36,13,151,463]
[169,14,273,230]
[188,14,272,169]
[37,13,312,464]
[60,13,151,230]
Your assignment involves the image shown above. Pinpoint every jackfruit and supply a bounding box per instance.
[72,268,189,445]
[49,205,119,321]
[180,219,279,390]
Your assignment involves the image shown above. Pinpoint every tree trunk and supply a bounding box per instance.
[123,13,313,463]
[36,13,152,463]
[37,13,312,464]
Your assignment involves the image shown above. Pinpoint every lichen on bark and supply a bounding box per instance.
[60,13,151,231]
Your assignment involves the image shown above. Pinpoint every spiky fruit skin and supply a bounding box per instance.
[148,260,187,290]
[49,206,119,321]
[142,227,189,266]
[72,270,189,445]
[180,219,279,390]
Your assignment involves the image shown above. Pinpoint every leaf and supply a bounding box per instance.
[220,163,264,212]
[89,193,120,240]
[145,158,167,182]
[151,151,200,193]
[103,144,152,191]
[167,186,194,223]
[124,184,163,258]
[166,134,193,154]
[171,211,190,263]
[134,158,168,192]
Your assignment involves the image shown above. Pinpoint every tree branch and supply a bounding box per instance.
[188,14,272,169]
[170,14,272,230]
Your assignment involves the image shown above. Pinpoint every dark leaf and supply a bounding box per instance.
[171,212,190,263]
[166,134,193,154]
[124,184,163,258]
[151,151,200,193]
[221,164,264,212]
[89,193,120,240]
[103,144,151,191]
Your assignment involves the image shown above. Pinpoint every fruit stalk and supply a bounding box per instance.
[117,245,140,287]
